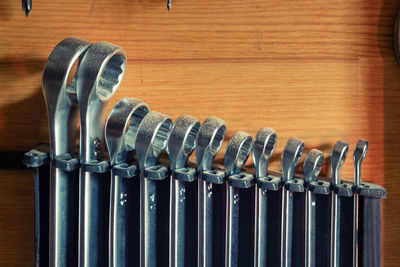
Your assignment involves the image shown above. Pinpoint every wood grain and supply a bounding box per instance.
[0,0,399,265]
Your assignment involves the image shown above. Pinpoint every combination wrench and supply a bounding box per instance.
[135,111,173,267]
[196,116,227,267]
[77,41,127,267]
[224,131,253,267]
[105,98,150,266]
[167,115,201,267]
[42,37,91,267]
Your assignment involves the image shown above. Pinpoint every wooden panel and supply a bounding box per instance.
[0,0,399,265]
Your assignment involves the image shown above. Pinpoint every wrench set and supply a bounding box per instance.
[24,37,386,267]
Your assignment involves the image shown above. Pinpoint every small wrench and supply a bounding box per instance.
[77,41,127,267]
[167,115,200,267]
[280,137,304,267]
[303,149,324,267]
[252,127,277,267]
[135,111,173,267]
[105,98,149,267]
[196,116,227,267]
[42,37,91,267]
[224,131,253,267]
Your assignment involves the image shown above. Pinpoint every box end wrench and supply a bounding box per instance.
[167,115,201,267]
[224,131,253,267]
[252,127,277,267]
[135,111,173,267]
[77,41,126,267]
[303,149,324,267]
[43,37,92,267]
[280,137,304,267]
[195,116,227,267]
[105,97,150,267]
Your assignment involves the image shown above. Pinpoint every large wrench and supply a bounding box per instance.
[42,37,91,267]
[196,116,227,267]
[105,98,149,266]
[167,115,201,267]
[135,111,173,267]
[77,41,126,266]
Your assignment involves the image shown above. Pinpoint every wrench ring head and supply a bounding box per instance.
[281,137,305,181]
[195,116,226,172]
[303,149,324,183]
[224,131,253,177]
[252,127,277,178]
[166,115,200,171]
[330,140,349,185]
[353,139,368,165]
[105,97,149,166]
[135,111,172,169]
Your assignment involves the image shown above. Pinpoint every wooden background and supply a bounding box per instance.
[0,0,399,265]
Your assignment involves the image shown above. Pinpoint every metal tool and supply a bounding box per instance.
[77,41,126,267]
[280,137,304,267]
[22,0,32,16]
[303,149,324,267]
[329,141,349,267]
[136,111,173,267]
[224,131,253,267]
[105,98,149,267]
[167,115,200,267]
[42,37,92,267]
[196,116,227,267]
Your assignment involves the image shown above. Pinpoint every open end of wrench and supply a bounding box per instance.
[253,127,277,178]
[353,139,368,186]
[224,131,252,177]
[330,141,349,185]
[303,149,324,183]
[281,137,304,181]
[96,52,126,103]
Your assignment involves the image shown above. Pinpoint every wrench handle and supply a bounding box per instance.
[254,185,268,267]
[280,188,293,267]
[198,179,213,267]
[225,185,240,267]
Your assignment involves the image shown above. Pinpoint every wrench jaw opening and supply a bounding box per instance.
[224,131,253,267]
[135,111,173,267]
[105,97,150,267]
[252,127,277,267]
[76,41,127,267]
[195,116,226,267]
[166,115,200,267]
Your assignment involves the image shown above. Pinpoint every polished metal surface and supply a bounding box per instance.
[252,127,277,267]
[224,131,253,267]
[167,115,200,267]
[196,116,226,267]
[135,111,172,267]
[330,140,349,267]
[303,149,324,267]
[105,98,149,267]
[42,37,91,267]
[352,139,368,267]
[280,137,304,267]
[77,41,126,267]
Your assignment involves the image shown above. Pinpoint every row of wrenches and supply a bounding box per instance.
[24,37,386,267]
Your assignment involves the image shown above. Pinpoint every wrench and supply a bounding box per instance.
[135,111,173,267]
[224,131,253,267]
[280,137,304,267]
[42,37,91,267]
[167,115,201,267]
[303,149,324,267]
[196,116,227,267]
[77,41,127,267]
[105,98,149,266]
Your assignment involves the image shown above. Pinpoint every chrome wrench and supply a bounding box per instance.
[42,37,92,267]
[280,137,304,267]
[252,127,277,267]
[105,98,149,266]
[196,116,227,267]
[224,131,253,267]
[135,111,173,267]
[77,41,126,267]
[167,115,201,267]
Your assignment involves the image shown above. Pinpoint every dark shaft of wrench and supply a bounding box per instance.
[198,178,213,267]
[305,189,316,267]
[170,179,186,266]
[330,192,340,267]
[254,185,268,266]
[225,185,240,267]
[281,188,293,267]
